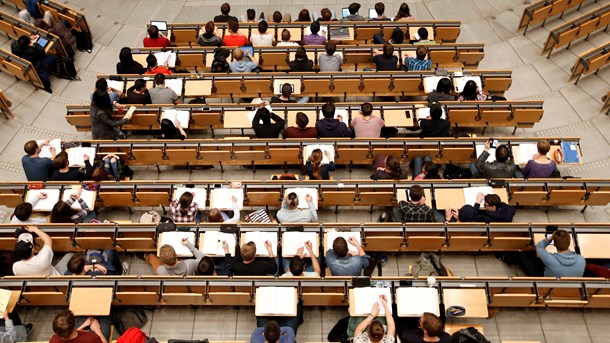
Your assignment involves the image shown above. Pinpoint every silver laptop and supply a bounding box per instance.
[150,20,168,35]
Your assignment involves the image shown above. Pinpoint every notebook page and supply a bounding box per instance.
[282,232,318,256]
[353,288,392,315]
[303,144,335,165]
[210,188,244,210]
[159,231,196,257]
[463,186,493,206]
[244,231,278,257]
[201,231,236,256]
[26,189,61,211]
[396,287,439,316]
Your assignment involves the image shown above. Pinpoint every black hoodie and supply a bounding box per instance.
[315,118,352,138]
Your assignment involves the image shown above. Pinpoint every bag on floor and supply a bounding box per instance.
[411,253,448,277]
[452,326,491,343]
[55,55,78,80]
[71,28,93,52]
[211,48,230,72]
[0,251,16,276]
[245,208,272,223]
[111,308,148,334]
[443,163,472,180]
[139,210,161,224]
[327,315,350,343]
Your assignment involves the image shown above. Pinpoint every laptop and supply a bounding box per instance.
[342,8,350,18]
[368,8,377,19]
[241,46,254,56]
[150,20,168,35]
[330,27,350,40]
[36,36,49,48]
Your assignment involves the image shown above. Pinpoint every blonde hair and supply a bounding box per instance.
[309,149,323,180]
[241,241,256,261]
[159,244,177,265]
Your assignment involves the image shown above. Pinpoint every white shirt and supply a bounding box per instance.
[12,245,60,276]
[277,41,300,46]
[281,271,319,277]
[250,33,274,47]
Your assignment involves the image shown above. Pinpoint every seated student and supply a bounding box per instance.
[99,153,122,181]
[231,241,277,276]
[277,193,318,223]
[196,251,232,276]
[34,18,75,60]
[289,47,314,72]
[536,229,585,277]
[208,196,240,224]
[419,103,450,137]
[318,42,342,72]
[372,43,398,71]
[354,294,395,343]
[317,8,337,22]
[11,193,48,224]
[372,27,404,45]
[149,73,179,105]
[326,236,369,276]
[393,185,438,223]
[22,140,55,181]
[351,102,385,138]
[296,9,312,22]
[197,21,222,47]
[144,54,172,75]
[411,157,442,180]
[303,21,327,46]
[241,8,258,23]
[285,112,318,138]
[316,102,352,138]
[413,27,436,45]
[170,191,199,222]
[229,48,259,73]
[272,83,309,104]
[405,46,431,71]
[50,191,91,224]
[65,251,123,276]
[11,35,55,93]
[427,77,456,102]
[523,140,560,178]
[13,226,73,276]
[125,79,152,104]
[370,2,391,21]
[251,320,297,343]
[471,142,519,178]
[281,242,321,276]
[214,3,238,22]
[91,78,121,105]
[251,21,275,47]
[452,193,515,223]
[268,10,292,23]
[458,80,487,101]
[402,312,452,343]
[305,149,335,180]
[143,25,170,48]
[160,118,187,140]
[50,310,108,343]
[223,20,248,46]
[252,106,286,139]
[370,155,407,180]
[51,152,93,182]
[341,2,365,21]
[276,29,299,46]
[90,89,131,140]
[394,3,415,21]
[116,47,146,75]
[145,240,204,276]
[0,310,32,343]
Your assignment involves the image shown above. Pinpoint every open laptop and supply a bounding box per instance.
[150,20,168,35]
[342,8,350,18]
[36,36,49,48]
[368,8,377,19]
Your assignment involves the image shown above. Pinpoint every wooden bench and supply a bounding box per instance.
[0,12,69,57]
[0,89,13,119]
[37,0,92,39]
[541,3,610,57]
[602,90,610,114]
[517,0,597,35]
[568,40,610,84]
[0,48,45,89]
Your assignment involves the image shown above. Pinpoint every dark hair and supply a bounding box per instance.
[272,11,282,23]
[50,201,80,223]
[422,162,441,179]
[17,35,30,48]
[417,27,429,40]
[134,79,146,91]
[310,21,320,35]
[264,321,281,343]
[247,9,256,21]
[395,3,411,20]
[391,29,404,44]
[146,54,158,70]
[295,112,309,129]
[281,29,291,41]
[385,155,402,180]
[67,254,86,275]
[460,80,478,100]
[220,3,230,15]
[369,320,385,341]
[286,192,299,208]
[289,256,304,276]
[281,83,292,98]
[197,256,215,275]
[298,9,311,22]
[160,118,181,139]
[325,41,336,55]
[374,2,385,16]
[91,166,109,182]
[92,90,113,110]
[382,43,394,58]
[430,103,443,120]
[320,8,332,21]
[154,72,165,85]
[24,140,38,156]
[553,229,571,251]
[34,18,49,30]
[258,20,268,34]
[321,102,335,119]
[147,25,159,39]
[178,192,194,216]
[257,108,272,124]
[348,2,361,15]
[495,144,510,163]
[205,21,215,34]
[119,47,135,64]
[333,237,348,257]
[95,78,108,92]
[52,310,76,339]
[436,78,452,94]
[421,312,443,337]
[361,102,373,116]
[416,46,427,60]
[295,46,307,60]
[484,194,502,209]
[409,185,424,202]
[15,202,33,221]
[53,151,69,169]
[228,19,239,33]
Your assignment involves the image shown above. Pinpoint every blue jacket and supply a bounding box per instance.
[326,249,369,276]
[26,0,42,19]
[536,239,585,277]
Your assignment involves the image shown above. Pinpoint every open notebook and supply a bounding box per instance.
[62,188,96,210]
[154,51,177,68]
[423,76,446,93]
[246,104,273,125]
[66,147,96,167]
[396,287,439,317]
[255,287,297,316]
[37,139,61,159]
[303,144,335,165]
[325,231,361,253]
[26,189,61,211]
[161,109,190,129]
[173,187,207,210]
[352,288,393,315]
[243,231,278,257]
[210,188,244,210]
[282,232,318,257]
[158,231,196,257]
[200,231,236,256]
[284,188,318,209]
[163,79,184,96]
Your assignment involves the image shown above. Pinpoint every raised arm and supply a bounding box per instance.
[305,194,318,222]
[380,294,395,336]
[349,236,366,256]
[26,225,51,248]
[305,241,321,275]
[355,301,380,336]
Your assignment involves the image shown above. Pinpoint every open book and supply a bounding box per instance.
[26,189,61,211]
[416,106,446,120]
[255,287,297,316]
[163,79,184,96]
[173,187,207,210]
[154,51,177,68]
[284,188,318,209]
[303,144,335,165]
[158,231,196,257]
[62,188,96,210]
[200,231,236,256]
[0,288,13,314]
[106,80,125,92]
[210,188,244,210]
[38,139,61,159]
[66,146,96,167]
[243,231,278,257]
[161,109,190,129]
[352,287,393,315]
[454,76,482,93]
[282,232,318,257]
[325,231,361,253]
[463,186,493,206]
[396,287,439,317]
[318,108,349,125]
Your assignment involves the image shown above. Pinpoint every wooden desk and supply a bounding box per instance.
[184,79,212,96]
[574,234,610,259]
[442,288,488,318]
[431,188,508,209]
[223,110,251,129]
[383,109,416,128]
[69,288,113,316]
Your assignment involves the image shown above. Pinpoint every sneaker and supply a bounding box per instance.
[24,323,33,336]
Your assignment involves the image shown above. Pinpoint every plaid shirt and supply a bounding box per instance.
[170,199,199,222]
[397,201,435,222]
[404,57,432,71]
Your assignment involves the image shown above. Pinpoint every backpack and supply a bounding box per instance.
[443,163,472,180]
[452,327,491,343]
[139,210,161,224]
[55,56,78,80]
[327,315,350,343]
[71,28,93,52]
[210,48,230,72]
[0,251,16,276]
[411,253,448,277]
[111,307,148,334]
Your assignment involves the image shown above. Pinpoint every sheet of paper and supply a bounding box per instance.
[318,108,349,125]
[396,287,439,316]
[62,188,96,210]
[201,231,236,256]
[515,143,540,165]
[416,106,446,120]
[37,139,61,159]
[256,287,296,315]
[282,232,318,256]
[244,231,278,257]
[210,188,244,210]
[154,51,177,68]
[325,231,361,253]
[454,76,482,93]
[0,288,12,313]
[164,78,183,95]
[305,25,328,36]
[303,144,335,165]
[106,80,125,92]
[284,188,318,209]
[161,109,190,129]
[475,144,495,163]
[173,187,207,210]
[26,189,61,211]
[159,231,196,257]
[353,288,392,315]
[463,186,493,206]
[423,76,445,93]
[67,147,96,167]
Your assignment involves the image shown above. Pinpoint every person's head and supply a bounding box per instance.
[361,102,373,117]
[52,310,76,339]
[92,89,113,110]
[495,144,510,163]
[205,21,215,34]
[436,77,452,94]
[17,35,30,49]
[321,102,335,119]
[147,25,159,39]
[309,149,323,179]
[263,321,281,343]
[146,54,158,69]
[160,118,179,139]
[247,9,256,21]
[420,312,444,338]
[430,103,443,120]
[14,234,34,260]
[34,18,49,30]
[298,9,311,22]
[422,162,440,179]
[295,46,308,60]
[416,46,427,60]
[228,19,239,34]
[197,256,215,275]
[281,83,292,98]
[382,43,394,58]
[409,185,424,202]
[385,155,402,179]
[374,2,385,16]
[91,166,110,182]
[368,320,385,342]
[50,200,79,223]
[154,72,165,86]
[310,21,320,35]
[325,41,336,56]
[95,78,108,92]
[23,140,39,156]
[15,201,34,221]
[417,27,429,40]
[53,151,69,169]
[552,227,571,251]
[272,11,282,23]
[67,253,86,275]
[537,140,551,155]
[391,28,404,44]
[119,47,135,64]
[320,8,332,21]
[289,256,304,276]
[281,29,291,41]
[208,208,223,222]
[286,192,299,209]
[295,112,309,129]
[396,3,411,19]
[257,107,272,124]
[134,78,147,91]
[483,194,502,211]
[332,237,348,257]
[460,80,478,100]
[178,192,194,216]
[241,241,256,262]
[258,20,268,34]
[232,47,244,61]
[220,3,230,15]
[348,2,361,15]
[159,244,178,265]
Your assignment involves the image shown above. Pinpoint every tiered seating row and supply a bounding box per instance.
[568,40,610,83]
[602,90,610,113]
[0,48,45,89]
[0,89,12,119]
[518,0,598,34]
[0,12,69,58]
[2,0,92,38]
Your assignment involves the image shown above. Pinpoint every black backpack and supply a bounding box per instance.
[55,56,78,80]
[452,327,491,343]
[327,316,350,343]
[71,28,93,52]
[111,307,148,334]
[211,48,230,72]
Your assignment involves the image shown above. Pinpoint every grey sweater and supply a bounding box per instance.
[157,241,204,276]
[276,201,318,223]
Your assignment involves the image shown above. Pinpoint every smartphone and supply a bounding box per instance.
[546,233,554,245]
[488,139,499,149]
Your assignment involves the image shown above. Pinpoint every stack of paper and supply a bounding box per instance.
[210,188,244,210]
[244,231,278,257]
[303,144,335,164]
[255,287,297,315]
[396,287,439,317]
[154,51,177,68]
[66,146,96,167]
[325,231,361,252]
[158,231,196,257]
[201,231,236,256]
[173,187,207,210]
[353,288,393,315]
[463,186,493,206]
[475,144,496,163]
[26,189,60,211]
[38,139,61,159]
[454,76,482,93]
[318,108,349,124]
[161,109,190,129]
[62,188,96,210]
[284,188,318,209]
[282,232,318,256]
[416,106,446,120]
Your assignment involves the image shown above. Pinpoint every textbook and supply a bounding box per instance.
[243,231,278,257]
[0,288,12,313]
[325,231,361,253]
[284,187,319,209]
[26,189,60,211]
[255,287,297,316]
[210,188,244,210]
[201,231,236,256]
[161,109,190,129]
[106,80,124,92]
[463,186,493,206]
[154,51,177,68]
[352,287,393,315]
[396,287,440,317]
[282,232,318,257]
[62,188,96,210]
[303,144,335,165]
[173,187,207,210]
[158,231,196,257]
[66,146,96,167]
